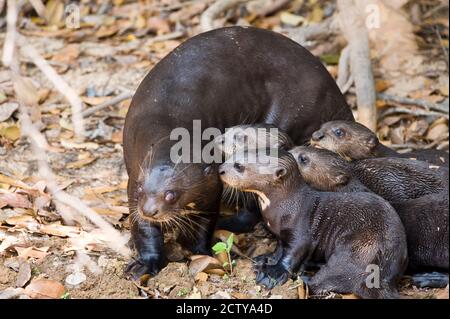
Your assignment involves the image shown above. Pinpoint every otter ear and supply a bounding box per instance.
[336,174,349,186]
[203,165,215,176]
[366,136,378,149]
[274,167,287,181]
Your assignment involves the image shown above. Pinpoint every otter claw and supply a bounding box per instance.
[255,263,289,289]
[125,258,165,280]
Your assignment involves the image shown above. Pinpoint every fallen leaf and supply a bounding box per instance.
[66,156,97,169]
[60,139,99,150]
[194,272,208,283]
[39,224,81,238]
[25,279,65,299]
[188,255,222,277]
[15,260,31,287]
[45,0,64,26]
[427,123,448,141]
[13,77,39,106]
[0,192,32,209]
[0,102,18,122]
[14,246,49,260]
[280,12,305,26]
[0,124,21,141]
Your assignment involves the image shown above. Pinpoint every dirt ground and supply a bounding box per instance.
[0,0,449,299]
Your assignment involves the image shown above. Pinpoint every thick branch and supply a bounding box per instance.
[201,0,248,31]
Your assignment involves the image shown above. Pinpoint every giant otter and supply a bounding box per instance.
[215,124,294,233]
[218,149,407,298]
[311,120,449,166]
[123,26,354,278]
[290,146,449,279]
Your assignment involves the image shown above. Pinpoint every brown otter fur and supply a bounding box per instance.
[290,146,449,274]
[311,120,448,166]
[219,149,407,298]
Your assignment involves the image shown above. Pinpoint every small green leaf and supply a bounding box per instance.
[231,260,236,266]
[61,292,70,299]
[223,262,229,268]
[226,233,234,252]
[212,242,227,253]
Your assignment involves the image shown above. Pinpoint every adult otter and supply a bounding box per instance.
[218,149,407,298]
[290,146,449,280]
[123,27,354,278]
[311,120,448,166]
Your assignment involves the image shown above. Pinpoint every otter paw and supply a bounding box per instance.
[254,252,280,267]
[125,257,165,280]
[255,263,289,289]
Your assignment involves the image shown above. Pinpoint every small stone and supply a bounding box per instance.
[65,272,87,286]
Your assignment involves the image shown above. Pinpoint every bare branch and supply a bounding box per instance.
[201,0,248,32]
[82,91,133,117]
[2,0,18,68]
[17,35,86,139]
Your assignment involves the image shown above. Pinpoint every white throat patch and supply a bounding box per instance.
[246,189,271,211]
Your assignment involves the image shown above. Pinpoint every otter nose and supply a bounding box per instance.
[139,197,159,217]
[312,131,324,141]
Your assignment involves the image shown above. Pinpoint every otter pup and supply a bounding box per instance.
[216,124,294,233]
[219,149,407,298]
[290,146,449,277]
[311,120,448,166]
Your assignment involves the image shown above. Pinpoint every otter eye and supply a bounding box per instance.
[333,128,344,138]
[164,190,177,204]
[298,154,309,165]
[234,162,245,172]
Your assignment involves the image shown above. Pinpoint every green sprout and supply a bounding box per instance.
[212,233,236,275]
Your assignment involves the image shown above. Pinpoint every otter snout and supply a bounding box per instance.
[138,195,160,217]
[311,130,325,141]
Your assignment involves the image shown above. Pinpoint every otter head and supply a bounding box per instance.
[289,146,351,191]
[215,124,293,159]
[218,149,298,196]
[310,121,379,160]
[136,163,220,223]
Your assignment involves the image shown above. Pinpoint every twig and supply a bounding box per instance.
[287,17,337,46]
[390,133,449,150]
[29,0,46,19]
[82,91,133,117]
[200,0,248,32]
[2,0,17,69]
[378,93,449,114]
[19,108,131,257]
[145,31,185,46]
[379,106,449,119]
[257,0,290,17]
[16,35,85,139]
[338,0,376,131]
[337,45,352,93]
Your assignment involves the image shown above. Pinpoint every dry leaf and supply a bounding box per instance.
[0,192,32,209]
[15,260,31,287]
[280,12,304,26]
[188,255,222,277]
[0,124,21,141]
[25,279,65,299]
[427,123,448,141]
[60,139,99,150]
[45,0,64,26]
[39,224,81,238]
[0,102,18,122]
[15,246,49,260]
[66,156,97,169]
[13,77,39,106]
[81,96,108,106]
[194,272,208,283]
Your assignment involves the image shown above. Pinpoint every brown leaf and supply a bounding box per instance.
[13,77,39,106]
[194,272,208,283]
[39,224,81,238]
[14,246,49,260]
[0,124,21,141]
[427,122,448,141]
[25,279,65,299]
[0,192,32,209]
[15,260,31,287]
[66,156,97,169]
[188,255,222,277]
